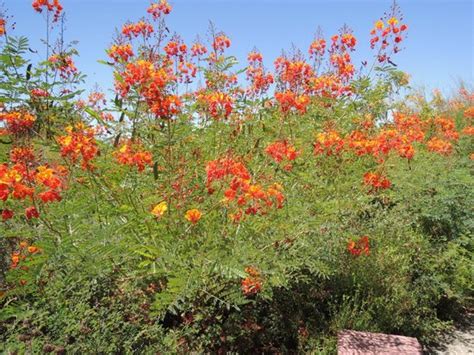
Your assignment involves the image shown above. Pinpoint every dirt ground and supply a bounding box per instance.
[429,314,474,354]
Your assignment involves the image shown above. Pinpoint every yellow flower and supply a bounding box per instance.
[151,201,168,217]
[387,17,398,26]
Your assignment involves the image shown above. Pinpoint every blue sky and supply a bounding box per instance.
[4,0,473,95]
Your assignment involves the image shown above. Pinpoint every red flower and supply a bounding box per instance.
[10,146,36,165]
[25,206,40,219]
[32,0,63,22]
[122,21,154,39]
[147,0,172,19]
[212,34,231,53]
[0,18,6,36]
[363,172,391,191]
[0,111,36,135]
[347,236,370,256]
[108,44,134,63]
[427,137,452,156]
[241,267,262,296]
[38,189,62,203]
[197,91,234,119]
[309,38,326,58]
[191,42,207,57]
[48,54,77,78]
[314,129,345,156]
[31,88,49,98]
[265,141,300,169]
[114,141,153,172]
[2,209,14,221]
[275,91,310,114]
[57,123,99,170]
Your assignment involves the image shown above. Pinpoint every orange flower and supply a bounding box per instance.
[32,0,63,22]
[265,141,300,169]
[313,129,345,156]
[462,126,474,136]
[147,0,172,19]
[0,111,36,135]
[275,91,310,114]
[185,209,202,224]
[464,107,474,119]
[197,91,234,119]
[191,42,207,57]
[246,51,274,96]
[57,123,99,170]
[108,44,134,63]
[309,38,326,58]
[0,18,6,36]
[122,20,154,39]
[241,267,262,296]
[212,34,231,53]
[28,246,39,254]
[347,236,370,256]
[114,140,153,172]
[427,137,452,156]
[48,54,77,78]
[363,172,391,191]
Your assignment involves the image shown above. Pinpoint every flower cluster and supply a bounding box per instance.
[191,42,207,57]
[313,129,345,156]
[212,34,231,54]
[309,37,326,59]
[0,18,6,36]
[313,112,428,162]
[10,241,41,270]
[274,55,313,93]
[427,137,453,156]
[363,172,391,191]
[164,36,197,83]
[329,29,356,81]
[241,266,262,296]
[57,123,99,170]
[425,117,459,156]
[370,3,408,63]
[122,20,154,39]
[108,43,134,63]
[265,140,300,171]
[32,0,63,22]
[35,165,66,203]
[1,160,67,221]
[206,157,284,222]
[115,59,181,118]
[147,0,172,20]
[196,91,234,119]
[274,91,310,114]
[347,236,370,256]
[114,140,153,172]
[0,111,36,135]
[48,54,78,79]
[30,88,50,98]
[246,51,274,96]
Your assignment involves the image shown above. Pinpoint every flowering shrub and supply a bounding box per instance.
[0,1,472,353]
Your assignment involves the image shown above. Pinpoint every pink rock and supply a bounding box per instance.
[338,330,423,355]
